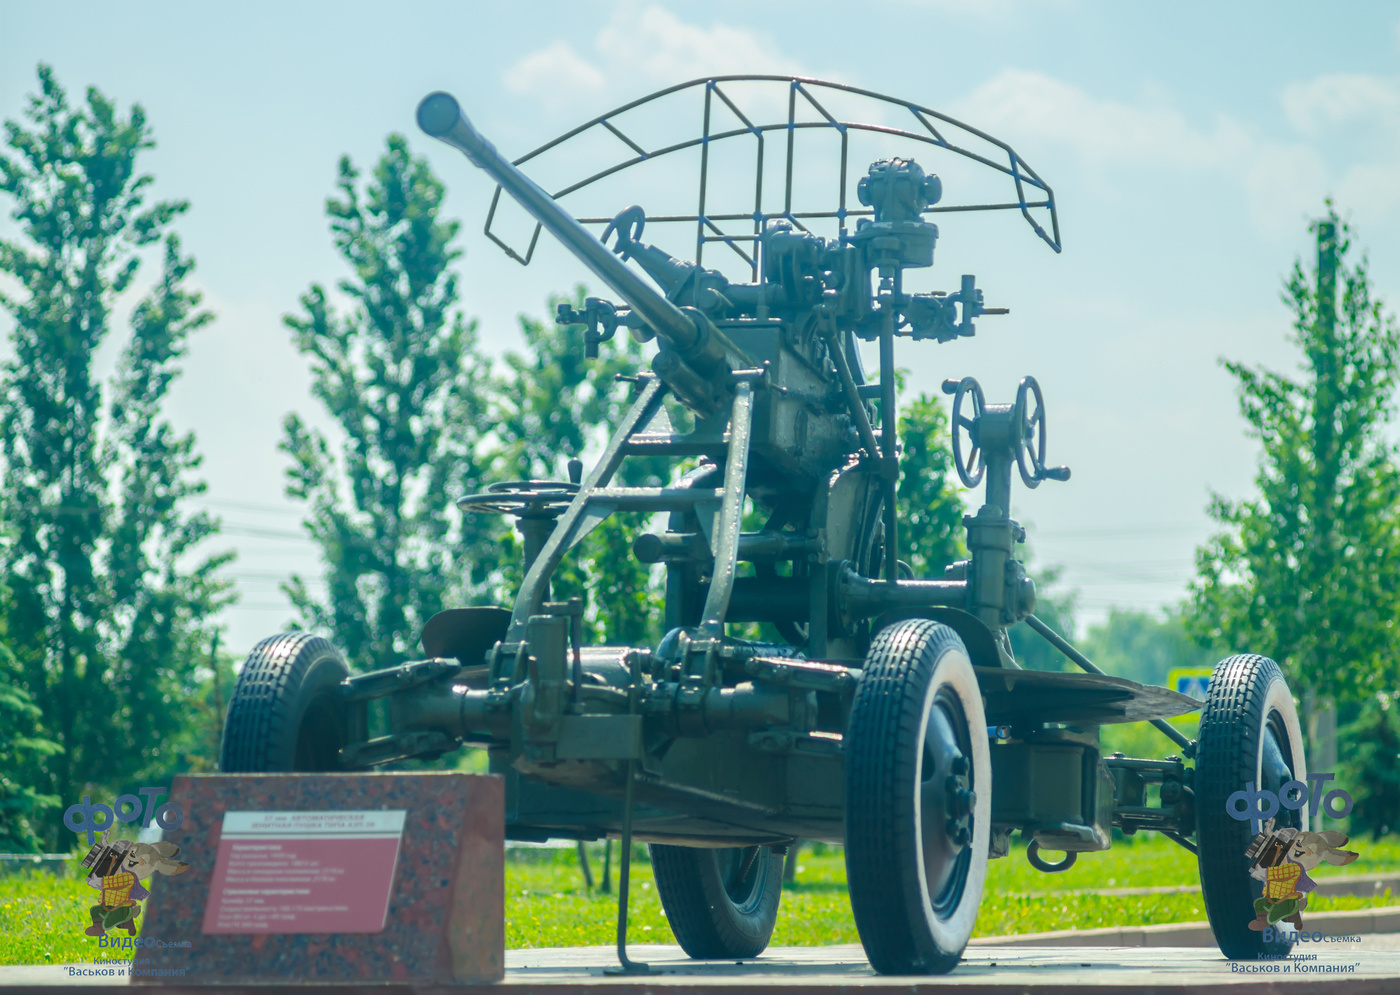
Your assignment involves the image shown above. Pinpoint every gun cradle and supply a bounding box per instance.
[632,318,856,486]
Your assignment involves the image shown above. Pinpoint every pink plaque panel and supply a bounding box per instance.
[202,810,405,933]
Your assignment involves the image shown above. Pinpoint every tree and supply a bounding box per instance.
[897,392,965,578]
[1189,208,1400,710]
[282,135,493,673]
[1338,694,1400,840]
[1079,609,1215,688]
[1007,558,1077,671]
[485,291,666,645]
[0,65,230,846]
[0,608,62,851]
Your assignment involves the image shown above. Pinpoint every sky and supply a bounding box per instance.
[3,1,1400,654]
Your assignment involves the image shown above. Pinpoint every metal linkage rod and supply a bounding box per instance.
[821,321,881,461]
[700,382,755,634]
[609,650,651,975]
[1023,614,1192,752]
[879,281,900,585]
[611,757,649,973]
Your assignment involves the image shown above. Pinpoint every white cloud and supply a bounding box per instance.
[891,0,1079,23]
[1282,73,1400,136]
[954,69,1250,169]
[594,6,806,84]
[502,5,812,114]
[502,39,607,110]
[1279,74,1400,227]
[951,69,1393,236]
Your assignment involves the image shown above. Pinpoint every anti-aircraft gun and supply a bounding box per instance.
[220,78,1311,973]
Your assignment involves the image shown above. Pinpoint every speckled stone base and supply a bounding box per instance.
[132,773,503,986]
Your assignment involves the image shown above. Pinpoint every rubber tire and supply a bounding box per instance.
[1195,654,1307,960]
[845,619,991,975]
[650,844,784,959]
[220,632,351,772]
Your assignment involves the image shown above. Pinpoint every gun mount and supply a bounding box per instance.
[222,77,1295,975]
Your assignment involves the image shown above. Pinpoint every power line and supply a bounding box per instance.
[227,570,325,581]
[221,524,314,542]
[1028,525,1202,540]
[203,498,304,517]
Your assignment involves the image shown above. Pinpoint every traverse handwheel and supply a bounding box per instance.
[949,377,986,489]
[458,480,580,574]
[456,480,579,518]
[1014,376,1047,489]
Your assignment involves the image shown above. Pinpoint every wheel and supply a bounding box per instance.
[844,619,991,975]
[220,632,351,772]
[1195,654,1307,960]
[649,844,784,959]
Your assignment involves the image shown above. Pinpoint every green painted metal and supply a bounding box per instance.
[322,81,1205,891]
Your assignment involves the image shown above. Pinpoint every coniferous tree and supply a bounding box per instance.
[282,135,492,672]
[1189,208,1400,707]
[0,65,229,845]
[0,637,62,852]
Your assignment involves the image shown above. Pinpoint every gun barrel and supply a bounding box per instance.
[417,91,700,353]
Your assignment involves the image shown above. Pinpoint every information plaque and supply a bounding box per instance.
[133,773,504,986]
[202,809,406,934]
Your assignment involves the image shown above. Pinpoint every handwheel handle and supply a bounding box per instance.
[602,205,647,261]
[950,377,986,489]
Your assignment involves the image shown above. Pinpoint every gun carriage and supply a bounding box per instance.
[221,78,1309,972]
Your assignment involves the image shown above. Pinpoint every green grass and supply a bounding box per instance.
[487,834,1400,948]
[3,835,1398,964]
[0,870,107,968]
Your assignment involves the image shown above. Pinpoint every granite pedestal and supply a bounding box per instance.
[132,772,503,986]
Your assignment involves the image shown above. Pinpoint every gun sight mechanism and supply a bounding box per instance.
[418,90,1008,424]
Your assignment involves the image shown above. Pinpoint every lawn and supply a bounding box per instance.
[5,833,1396,965]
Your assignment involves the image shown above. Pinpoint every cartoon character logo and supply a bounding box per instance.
[79,830,190,937]
[1244,818,1358,933]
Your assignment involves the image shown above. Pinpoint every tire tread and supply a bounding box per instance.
[1195,653,1295,960]
[845,619,971,975]
[650,844,783,959]
[220,632,344,772]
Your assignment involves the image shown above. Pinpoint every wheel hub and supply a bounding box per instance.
[944,755,976,846]
[920,698,974,902]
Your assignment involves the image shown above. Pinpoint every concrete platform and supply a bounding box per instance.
[3,938,1398,993]
[970,904,1400,947]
